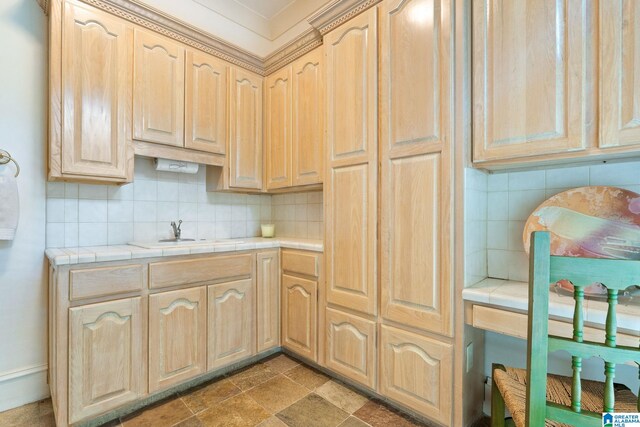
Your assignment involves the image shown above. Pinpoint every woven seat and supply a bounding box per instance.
[493,366,638,427]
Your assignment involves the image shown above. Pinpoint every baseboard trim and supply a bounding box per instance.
[0,364,48,384]
[0,366,50,413]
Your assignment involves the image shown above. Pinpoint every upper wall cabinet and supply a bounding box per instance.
[291,48,324,187]
[600,1,640,149]
[185,50,227,154]
[472,0,591,164]
[265,67,293,190]
[324,8,378,316]
[379,0,452,336]
[228,67,264,190]
[265,47,324,191]
[50,0,134,183]
[133,29,185,147]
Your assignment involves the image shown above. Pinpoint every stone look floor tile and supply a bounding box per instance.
[121,397,193,427]
[338,416,372,427]
[180,379,242,413]
[261,354,300,374]
[276,394,349,427]
[315,381,369,414]
[246,375,310,414]
[353,400,426,427]
[195,393,270,427]
[284,365,331,390]
[174,416,204,427]
[256,415,288,426]
[227,364,279,391]
[0,399,55,427]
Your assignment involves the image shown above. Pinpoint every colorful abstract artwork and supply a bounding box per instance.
[523,186,640,297]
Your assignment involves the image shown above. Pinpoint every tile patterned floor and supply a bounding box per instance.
[0,354,435,427]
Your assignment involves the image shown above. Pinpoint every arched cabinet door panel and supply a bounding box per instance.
[265,67,293,189]
[281,274,317,361]
[149,286,207,392]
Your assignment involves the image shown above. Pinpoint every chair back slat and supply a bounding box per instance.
[550,256,640,290]
[548,337,640,364]
[571,286,584,412]
[605,289,618,348]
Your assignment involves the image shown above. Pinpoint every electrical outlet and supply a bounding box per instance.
[466,342,474,372]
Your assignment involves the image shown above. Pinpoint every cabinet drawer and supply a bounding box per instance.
[70,264,144,301]
[149,254,252,289]
[325,307,376,389]
[282,250,319,277]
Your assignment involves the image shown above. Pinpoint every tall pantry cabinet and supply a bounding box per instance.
[324,0,454,425]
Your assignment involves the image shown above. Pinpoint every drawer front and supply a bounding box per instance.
[380,325,452,425]
[282,250,319,277]
[325,307,376,389]
[149,254,253,289]
[70,264,144,301]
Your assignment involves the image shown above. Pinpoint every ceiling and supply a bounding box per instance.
[138,0,331,56]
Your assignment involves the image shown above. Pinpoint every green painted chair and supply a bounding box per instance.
[491,231,640,427]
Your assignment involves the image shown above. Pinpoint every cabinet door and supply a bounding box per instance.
[325,307,376,389]
[281,274,317,361]
[208,278,255,369]
[472,0,591,162]
[600,1,640,148]
[292,48,324,186]
[229,67,263,190]
[257,251,280,352]
[185,50,227,154]
[69,298,143,423]
[265,67,293,189]
[324,8,378,316]
[133,29,185,147]
[61,0,133,181]
[380,325,452,425]
[149,287,207,392]
[379,0,452,336]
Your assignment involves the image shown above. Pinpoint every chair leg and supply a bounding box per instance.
[491,364,506,427]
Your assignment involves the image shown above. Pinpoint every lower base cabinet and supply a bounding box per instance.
[208,278,255,370]
[68,298,144,424]
[281,274,317,361]
[149,287,207,392]
[325,307,376,389]
[379,325,453,426]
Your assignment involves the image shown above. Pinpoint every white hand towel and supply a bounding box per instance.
[0,166,19,240]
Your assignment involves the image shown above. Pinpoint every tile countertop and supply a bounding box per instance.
[463,278,639,333]
[45,237,323,267]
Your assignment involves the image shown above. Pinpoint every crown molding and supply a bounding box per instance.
[37,0,49,14]
[307,0,381,35]
[264,28,323,75]
[39,0,380,75]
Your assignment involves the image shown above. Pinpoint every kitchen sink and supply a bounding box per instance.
[128,239,243,249]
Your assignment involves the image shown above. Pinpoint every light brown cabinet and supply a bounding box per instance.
[149,287,207,392]
[265,47,324,190]
[207,278,255,369]
[133,29,185,147]
[600,1,640,149]
[379,0,452,337]
[265,67,293,189]
[324,7,378,316]
[281,274,317,361]
[51,0,134,183]
[185,50,227,154]
[68,297,144,424]
[257,250,280,352]
[380,325,453,426]
[228,67,264,190]
[472,0,590,163]
[325,307,376,389]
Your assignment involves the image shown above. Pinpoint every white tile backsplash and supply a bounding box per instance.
[485,160,640,281]
[46,157,322,247]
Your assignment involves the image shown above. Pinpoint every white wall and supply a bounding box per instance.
[0,0,49,412]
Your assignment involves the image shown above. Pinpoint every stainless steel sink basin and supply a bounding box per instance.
[128,239,243,249]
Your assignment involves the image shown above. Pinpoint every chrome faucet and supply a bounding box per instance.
[170,220,182,240]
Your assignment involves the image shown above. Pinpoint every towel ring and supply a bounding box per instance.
[0,150,20,177]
